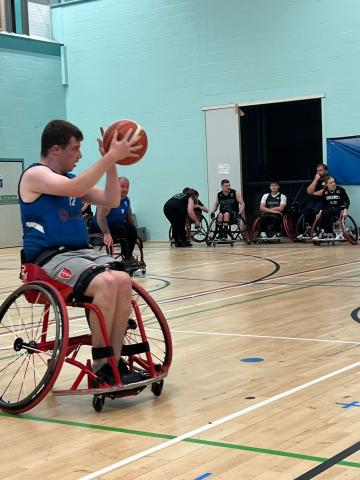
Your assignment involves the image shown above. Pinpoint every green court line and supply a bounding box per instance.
[165,273,360,322]
[1,412,359,469]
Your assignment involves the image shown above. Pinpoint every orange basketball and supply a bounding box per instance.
[102,119,148,165]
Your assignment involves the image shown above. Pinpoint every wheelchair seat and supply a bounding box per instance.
[206,213,252,246]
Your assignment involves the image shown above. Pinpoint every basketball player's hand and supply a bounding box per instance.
[315,211,322,220]
[195,221,201,230]
[97,127,105,156]
[342,208,348,219]
[110,128,143,161]
[103,233,113,249]
[314,173,321,181]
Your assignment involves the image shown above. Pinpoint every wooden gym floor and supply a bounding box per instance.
[1,240,360,479]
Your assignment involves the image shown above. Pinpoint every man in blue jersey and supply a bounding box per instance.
[93,176,139,269]
[19,119,144,386]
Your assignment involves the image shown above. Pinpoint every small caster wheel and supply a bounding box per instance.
[151,380,164,397]
[93,395,105,412]
[142,269,146,275]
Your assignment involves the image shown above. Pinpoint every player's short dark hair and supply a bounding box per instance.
[316,162,328,171]
[221,179,230,186]
[41,120,83,156]
[270,181,279,186]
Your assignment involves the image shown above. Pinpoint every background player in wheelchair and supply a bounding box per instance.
[258,181,287,241]
[92,176,145,273]
[209,179,246,241]
[312,176,355,244]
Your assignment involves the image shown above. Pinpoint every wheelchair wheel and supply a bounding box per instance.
[188,214,209,243]
[233,215,252,245]
[283,214,297,242]
[206,218,218,246]
[341,214,358,245]
[251,216,261,242]
[122,281,172,374]
[0,282,69,413]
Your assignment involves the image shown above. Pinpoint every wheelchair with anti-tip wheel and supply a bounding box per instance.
[89,233,146,276]
[310,211,358,246]
[205,213,252,247]
[0,256,172,414]
[251,213,296,244]
[168,212,209,246]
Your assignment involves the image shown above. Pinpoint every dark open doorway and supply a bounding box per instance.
[240,98,323,224]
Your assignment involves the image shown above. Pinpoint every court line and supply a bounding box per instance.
[168,329,360,345]
[295,440,360,479]
[2,411,359,470]
[77,360,360,479]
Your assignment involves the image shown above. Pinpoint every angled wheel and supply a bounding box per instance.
[206,218,218,246]
[283,214,297,242]
[188,214,209,243]
[0,282,69,413]
[121,281,172,376]
[251,216,261,242]
[341,214,358,245]
[233,215,252,245]
[168,226,175,246]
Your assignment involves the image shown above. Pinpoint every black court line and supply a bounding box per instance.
[295,440,360,479]
[351,307,360,324]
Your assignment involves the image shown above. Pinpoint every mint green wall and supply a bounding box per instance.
[51,0,360,238]
[0,34,66,168]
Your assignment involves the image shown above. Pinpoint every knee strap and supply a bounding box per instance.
[92,346,114,360]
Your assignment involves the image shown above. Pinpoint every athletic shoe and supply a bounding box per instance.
[91,363,116,387]
[260,232,267,239]
[334,232,344,241]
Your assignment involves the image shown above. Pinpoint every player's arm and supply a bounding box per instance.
[82,164,120,207]
[210,198,219,218]
[187,197,200,226]
[236,191,245,215]
[22,130,141,200]
[271,195,287,214]
[96,206,113,246]
[307,174,321,195]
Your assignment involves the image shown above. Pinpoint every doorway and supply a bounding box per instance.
[240,98,323,224]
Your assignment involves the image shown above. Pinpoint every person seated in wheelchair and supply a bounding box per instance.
[313,176,350,241]
[19,119,145,387]
[164,188,200,247]
[92,176,143,271]
[298,163,328,239]
[259,181,287,239]
[210,179,245,239]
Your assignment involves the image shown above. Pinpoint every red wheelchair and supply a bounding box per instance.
[0,261,172,413]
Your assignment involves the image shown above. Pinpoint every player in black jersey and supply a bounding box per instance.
[210,179,245,237]
[298,163,328,239]
[314,176,350,240]
[164,188,200,247]
[259,182,287,238]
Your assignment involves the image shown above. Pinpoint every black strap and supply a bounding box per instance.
[92,346,114,360]
[122,342,150,356]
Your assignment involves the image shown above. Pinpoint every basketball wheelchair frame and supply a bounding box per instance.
[310,211,358,246]
[251,213,296,243]
[0,261,172,414]
[206,213,252,246]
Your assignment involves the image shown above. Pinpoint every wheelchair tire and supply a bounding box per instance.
[205,218,218,246]
[341,214,358,245]
[0,282,69,413]
[251,216,261,242]
[123,281,172,375]
[188,214,209,243]
[310,216,321,244]
[283,214,297,242]
[236,215,252,245]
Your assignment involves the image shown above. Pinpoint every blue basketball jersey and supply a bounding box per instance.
[19,163,89,261]
[94,196,131,226]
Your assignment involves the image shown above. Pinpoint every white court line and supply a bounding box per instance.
[157,266,360,313]
[168,329,360,345]
[78,360,360,480]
